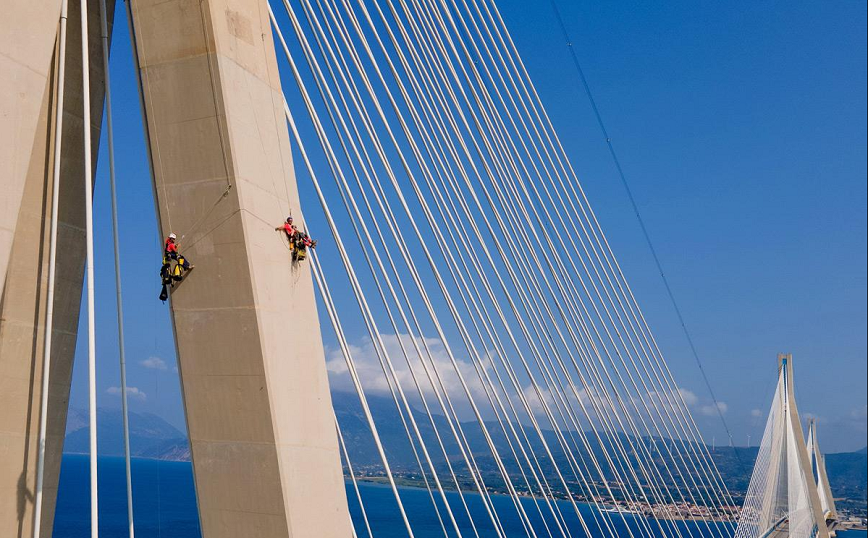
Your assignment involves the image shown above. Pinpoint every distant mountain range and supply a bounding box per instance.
[328,392,867,505]
[64,407,190,461]
[64,394,867,505]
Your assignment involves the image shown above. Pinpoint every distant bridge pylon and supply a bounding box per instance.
[734,354,834,538]
[806,418,838,524]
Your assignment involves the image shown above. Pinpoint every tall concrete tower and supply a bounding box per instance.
[1,1,353,536]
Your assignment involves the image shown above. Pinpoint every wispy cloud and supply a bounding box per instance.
[326,334,489,407]
[750,408,763,418]
[326,333,705,429]
[326,333,574,423]
[106,386,147,401]
[326,333,749,437]
[700,401,728,416]
[676,388,699,407]
[648,386,728,421]
[646,387,698,407]
[141,356,168,371]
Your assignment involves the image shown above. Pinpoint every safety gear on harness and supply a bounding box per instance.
[292,231,316,262]
[159,254,192,302]
[159,235,193,301]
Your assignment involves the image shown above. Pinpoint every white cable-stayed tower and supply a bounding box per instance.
[734,355,831,538]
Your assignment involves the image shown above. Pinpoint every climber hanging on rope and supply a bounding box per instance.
[276,217,316,262]
[164,233,194,269]
[159,233,194,302]
[275,216,299,253]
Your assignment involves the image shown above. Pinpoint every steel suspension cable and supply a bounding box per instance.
[373,5,652,536]
[285,4,507,533]
[310,251,415,537]
[318,2,680,532]
[312,1,604,532]
[359,9,663,537]
[293,15,510,532]
[429,1,712,515]
[372,13,597,533]
[98,0,136,535]
[372,3,692,532]
[33,3,69,536]
[398,3,700,532]
[544,0,736,461]
[292,3,502,532]
[277,2,547,534]
[273,0,737,536]
[336,414,373,538]
[411,4,708,526]
[424,0,736,520]
[274,7,488,536]
[79,0,100,534]
[340,4,604,528]
[279,74,417,537]
[281,10,522,538]
[300,3,596,532]
[384,0,728,528]
[476,0,737,511]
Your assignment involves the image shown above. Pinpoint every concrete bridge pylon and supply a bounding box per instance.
[126,0,352,535]
[1,1,113,535]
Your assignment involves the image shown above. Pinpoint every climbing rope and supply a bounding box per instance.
[176,183,233,246]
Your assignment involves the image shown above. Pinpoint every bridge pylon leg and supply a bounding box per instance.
[127,0,353,536]
[0,1,115,536]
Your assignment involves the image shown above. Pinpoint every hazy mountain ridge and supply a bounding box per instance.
[64,408,189,461]
[63,396,866,505]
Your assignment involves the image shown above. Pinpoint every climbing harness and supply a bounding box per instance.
[291,230,316,263]
[159,254,192,302]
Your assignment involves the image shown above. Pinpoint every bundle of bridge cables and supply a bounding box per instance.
[267,0,738,537]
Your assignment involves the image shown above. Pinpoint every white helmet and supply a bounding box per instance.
[168,233,177,240]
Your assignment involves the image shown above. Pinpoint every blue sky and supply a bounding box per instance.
[68,0,866,453]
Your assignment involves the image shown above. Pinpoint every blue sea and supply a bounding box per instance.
[54,455,865,538]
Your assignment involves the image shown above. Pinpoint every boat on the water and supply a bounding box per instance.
[600,504,642,516]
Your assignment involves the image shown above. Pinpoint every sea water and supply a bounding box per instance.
[54,455,865,538]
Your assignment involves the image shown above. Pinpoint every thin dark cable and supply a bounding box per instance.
[546,0,744,468]
[178,184,233,243]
